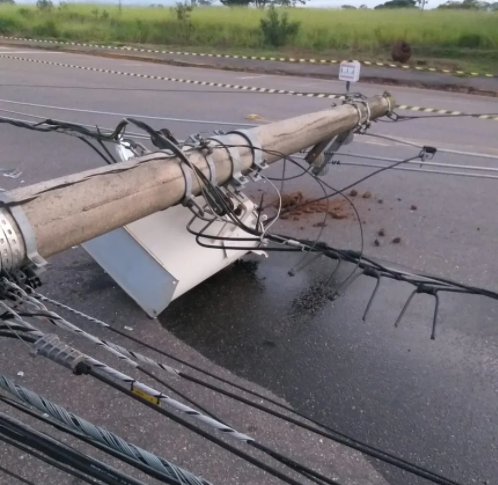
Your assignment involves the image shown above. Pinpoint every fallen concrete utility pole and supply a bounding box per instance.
[0,93,393,271]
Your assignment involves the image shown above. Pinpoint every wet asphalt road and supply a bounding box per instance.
[0,47,498,485]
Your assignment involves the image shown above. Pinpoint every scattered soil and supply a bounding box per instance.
[276,191,351,221]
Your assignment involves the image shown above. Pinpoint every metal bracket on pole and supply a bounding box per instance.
[227,129,268,182]
[0,193,47,273]
[203,149,217,185]
[305,130,354,177]
[206,135,248,191]
[179,162,206,217]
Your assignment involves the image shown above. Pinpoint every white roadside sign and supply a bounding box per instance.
[339,61,361,83]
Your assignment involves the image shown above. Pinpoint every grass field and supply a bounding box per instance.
[0,4,497,71]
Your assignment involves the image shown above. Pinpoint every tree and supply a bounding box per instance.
[221,0,306,7]
[220,0,251,5]
[0,0,15,4]
[437,0,486,7]
[375,0,416,8]
[341,4,357,7]
[36,0,53,10]
[275,0,306,5]
[260,4,300,46]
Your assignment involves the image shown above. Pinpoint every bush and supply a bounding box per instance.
[17,7,33,18]
[457,32,484,48]
[0,17,20,34]
[36,0,53,11]
[172,1,194,21]
[32,19,60,38]
[259,5,300,47]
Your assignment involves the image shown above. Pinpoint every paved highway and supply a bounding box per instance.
[2,38,498,93]
[0,46,497,485]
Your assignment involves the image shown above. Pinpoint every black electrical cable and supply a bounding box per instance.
[0,119,470,484]
[0,464,37,485]
[0,432,100,485]
[80,364,315,485]
[0,394,190,485]
[0,324,330,485]
[0,413,149,485]
[277,149,432,216]
[137,366,336,485]
[62,307,466,485]
[0,330,37,342]
[76,136,115,166]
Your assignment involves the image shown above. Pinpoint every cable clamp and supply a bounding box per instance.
[207,135,248,191]
[227,129,267,181]
[352,99,371,134]
[0,194,47,273]
[33,334,87,373]
[203,148,217,186]
[382,91,393,115]
[183,133,218,186]
[179,162,205,216]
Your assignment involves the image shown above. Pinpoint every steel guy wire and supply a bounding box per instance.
[0,393,206,485]
[362,132,498,161]
[294,151,498,180]
[24,331,338,485]
[5,280,179,375]
[2,311,253,443]
[0,98,259,127]
[0,411,149,485]
[4,279,142,369]
[8,286,346,485]
[5,98,498,165]
[333,161,498,180]
[0,374,212,485]
[337,152,498,173]
[30,293,464,485]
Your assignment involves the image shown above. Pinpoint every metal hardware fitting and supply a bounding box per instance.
[227,129,267,181]
[305,130,354,177]
[207,135,248,190]
[0,195,46,272]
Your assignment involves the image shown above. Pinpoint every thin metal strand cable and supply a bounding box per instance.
[0,374,212,485]
[31,294,462,485]
[0,433,100,485]
[0,98,258,127]
[336,161,498,180]
[337,151,498,173]
[0,412,148,485]
[0,394,200,485]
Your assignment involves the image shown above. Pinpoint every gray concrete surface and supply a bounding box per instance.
[1,39,497,94]
[0,47,497,485]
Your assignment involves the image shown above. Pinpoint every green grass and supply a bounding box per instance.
[0,4,497,72]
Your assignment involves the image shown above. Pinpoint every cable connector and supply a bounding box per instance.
[32,334,87,374]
